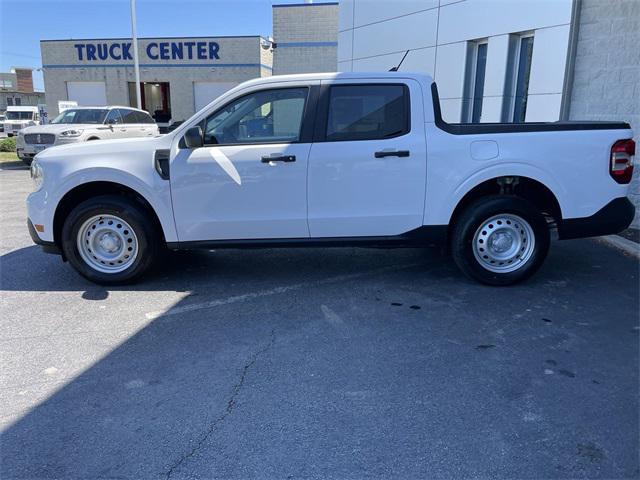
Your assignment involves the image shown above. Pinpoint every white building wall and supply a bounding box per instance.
[338,0,574,122]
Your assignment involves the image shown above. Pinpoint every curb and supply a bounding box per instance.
[596,235,640,260]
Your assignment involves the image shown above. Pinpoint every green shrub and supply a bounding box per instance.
[0,137,16,152]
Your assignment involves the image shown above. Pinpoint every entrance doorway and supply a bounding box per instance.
[128,82,171,123]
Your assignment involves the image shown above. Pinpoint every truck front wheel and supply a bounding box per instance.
[61,195,160,285]
[451,196,550,286]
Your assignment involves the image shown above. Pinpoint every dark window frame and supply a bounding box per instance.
[198,86,319,148]
[313,83,411,143]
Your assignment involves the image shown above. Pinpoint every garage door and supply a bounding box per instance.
[66,81,107,106]
[193,82,237,112]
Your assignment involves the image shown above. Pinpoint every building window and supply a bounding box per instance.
[0,80,13,88]
[463,40,488,123]
[14,97,21,106]
[472,42,488,122]
[6,97,13,106]
[512,35,534,122]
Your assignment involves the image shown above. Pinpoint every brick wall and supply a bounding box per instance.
[13,69,34,93]
[273,3,338,75]
[568,0,640,227]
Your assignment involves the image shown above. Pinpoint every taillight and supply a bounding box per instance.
[610,139,635,184]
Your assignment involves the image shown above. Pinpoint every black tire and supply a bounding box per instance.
[451,195,550,286]
[61,195,160,285]
[21,158,32,166]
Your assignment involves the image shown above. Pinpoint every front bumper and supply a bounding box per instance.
[558,197,636,240]
[27,219,61,255]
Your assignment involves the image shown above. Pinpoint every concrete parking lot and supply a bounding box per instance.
[1,163,638,479]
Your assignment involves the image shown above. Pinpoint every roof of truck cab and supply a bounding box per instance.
[244,72,434,86]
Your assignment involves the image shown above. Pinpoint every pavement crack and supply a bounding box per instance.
[164,329,276,479]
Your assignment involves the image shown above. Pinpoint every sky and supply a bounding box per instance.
[0,0,307,91]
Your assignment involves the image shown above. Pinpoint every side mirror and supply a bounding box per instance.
[183,126,203,149]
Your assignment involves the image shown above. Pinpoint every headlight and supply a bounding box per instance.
[30,160,44,191]
[60,129,83,137]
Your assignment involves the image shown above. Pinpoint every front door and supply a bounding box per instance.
[307,80,427,238]
[170,85,316,242]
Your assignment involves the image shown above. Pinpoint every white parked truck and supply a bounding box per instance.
[3,106,39,136]
[27,73,636,285]
[16,106,159,165]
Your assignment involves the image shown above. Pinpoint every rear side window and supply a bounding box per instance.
[119,109,139,124]
[135,111,155,124]
[326,84,409,141]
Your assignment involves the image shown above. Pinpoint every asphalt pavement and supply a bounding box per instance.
[1,164,638,479]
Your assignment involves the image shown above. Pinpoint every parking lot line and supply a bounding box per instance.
[145,262,422,320]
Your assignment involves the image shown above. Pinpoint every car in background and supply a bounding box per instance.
[0,114,5,132]
[2,106,39,136]
[16,106,159,165]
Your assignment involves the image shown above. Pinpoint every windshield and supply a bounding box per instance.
[51,109,108,124]
[6,111,34,120]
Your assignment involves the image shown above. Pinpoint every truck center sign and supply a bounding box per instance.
[73,41,221,62]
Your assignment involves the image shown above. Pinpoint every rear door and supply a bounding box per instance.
[307,80,427,237]
[135,111,157,136]
[170,82,318,241]
[118,108,140,138]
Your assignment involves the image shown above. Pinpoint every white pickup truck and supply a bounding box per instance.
[27,73,635,285]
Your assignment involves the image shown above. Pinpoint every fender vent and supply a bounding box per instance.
[154,149,170,180]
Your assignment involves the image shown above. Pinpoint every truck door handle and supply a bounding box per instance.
[261,154,296,163]
[374,150,410,158]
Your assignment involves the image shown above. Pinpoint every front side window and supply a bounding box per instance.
[51,109,108,124]
[326,84,409,141]
[203,87,308,145]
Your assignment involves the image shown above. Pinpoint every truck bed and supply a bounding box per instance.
[430,83,630,135]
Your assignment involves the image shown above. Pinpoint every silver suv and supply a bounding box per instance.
[16,106,159,165]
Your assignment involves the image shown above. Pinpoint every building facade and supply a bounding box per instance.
[272,1,338,75]
[338,0,575,123]
[0,68,45,113]
[41,36,273,122]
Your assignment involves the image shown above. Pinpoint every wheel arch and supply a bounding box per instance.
[53,181,166,249]
[448,176,563,234]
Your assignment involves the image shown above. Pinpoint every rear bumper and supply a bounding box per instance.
[27,219,61,255]
[558,197,635,240]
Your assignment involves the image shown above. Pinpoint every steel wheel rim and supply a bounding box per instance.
[472,213,535,273]
[76,214,139,274]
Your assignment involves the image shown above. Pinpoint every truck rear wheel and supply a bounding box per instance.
[61,195,160,285]
[451,196,550,286]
